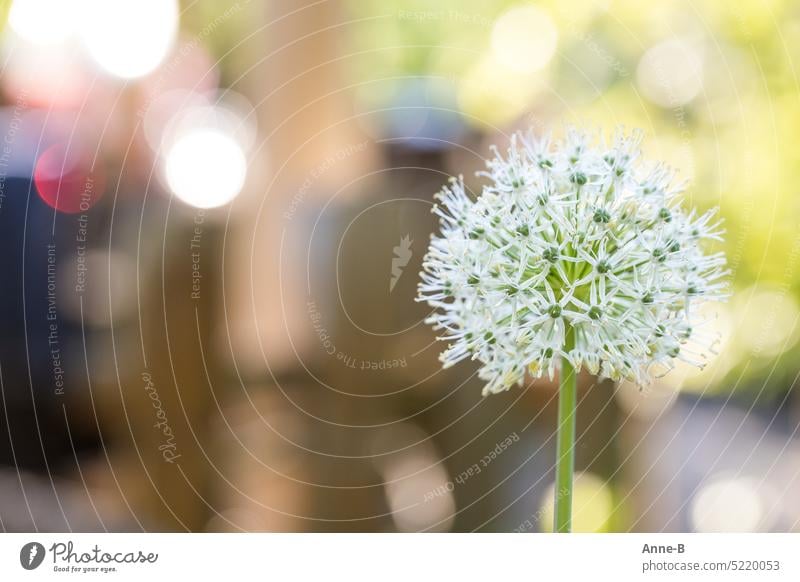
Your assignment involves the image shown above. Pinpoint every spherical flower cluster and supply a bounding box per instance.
[418,128,728,396]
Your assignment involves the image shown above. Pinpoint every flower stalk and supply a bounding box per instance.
[554,324,576,532]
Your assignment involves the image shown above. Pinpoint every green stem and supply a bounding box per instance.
[554,324,577,533]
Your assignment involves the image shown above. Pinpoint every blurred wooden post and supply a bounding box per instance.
[228,0,376,376]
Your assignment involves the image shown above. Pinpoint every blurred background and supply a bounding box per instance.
[0,0,799,533]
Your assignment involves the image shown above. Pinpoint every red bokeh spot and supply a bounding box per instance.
[34,143,105,214]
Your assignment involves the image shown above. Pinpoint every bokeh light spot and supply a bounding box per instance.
[539,472,615,532]
[490,5,558,74]
[164,129,247,209]
[34,142,105,214]
[636,39,704,107]
[8,0,77,45]
[79,0,178,79]
[691,476,765,532]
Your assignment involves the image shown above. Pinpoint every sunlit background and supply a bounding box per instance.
[0,0,799,533]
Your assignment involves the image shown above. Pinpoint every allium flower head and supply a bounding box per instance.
[418,127,728,396]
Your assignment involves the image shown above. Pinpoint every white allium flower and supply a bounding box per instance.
[418,127,728,396]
